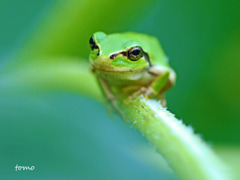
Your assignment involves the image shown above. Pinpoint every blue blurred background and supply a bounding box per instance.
[0,0,240,179]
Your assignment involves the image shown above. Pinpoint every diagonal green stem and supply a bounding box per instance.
[1,59,233,179]
[118,95,232,180]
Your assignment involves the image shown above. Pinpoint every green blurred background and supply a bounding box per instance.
[0,0,240,179]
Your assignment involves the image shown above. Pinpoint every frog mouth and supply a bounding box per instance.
[92,65,126,73]
[90,60,147,73]
[92,65,146,74]
[95,67,118,73]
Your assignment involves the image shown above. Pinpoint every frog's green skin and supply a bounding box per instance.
[89,32,176,109]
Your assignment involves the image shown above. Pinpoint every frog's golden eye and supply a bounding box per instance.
[128,46,143,61]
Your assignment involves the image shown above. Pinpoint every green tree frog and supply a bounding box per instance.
[89,32,176,112]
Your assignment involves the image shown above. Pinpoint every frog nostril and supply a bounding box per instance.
[110,54,116,59]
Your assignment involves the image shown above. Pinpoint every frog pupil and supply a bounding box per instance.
[89,37,94,45]
[132,49,140,55]
[128,46,143,61]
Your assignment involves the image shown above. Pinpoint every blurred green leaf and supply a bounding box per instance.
[5,0,158,71]
[0,92,177,180]
[1,58,101,101]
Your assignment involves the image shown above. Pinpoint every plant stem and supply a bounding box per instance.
[118,95,231,180]
[1,59,233,179]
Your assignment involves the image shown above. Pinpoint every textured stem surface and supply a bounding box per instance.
[118,95,231,180]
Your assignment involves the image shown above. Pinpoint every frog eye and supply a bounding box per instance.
[89,37,96,50]
[89,36,100,55]
[128,46,143,61]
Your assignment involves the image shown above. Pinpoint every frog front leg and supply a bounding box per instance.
[128,67,175,106]
[149,71,170,106]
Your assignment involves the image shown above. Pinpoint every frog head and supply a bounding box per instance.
[89,32,150,74]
